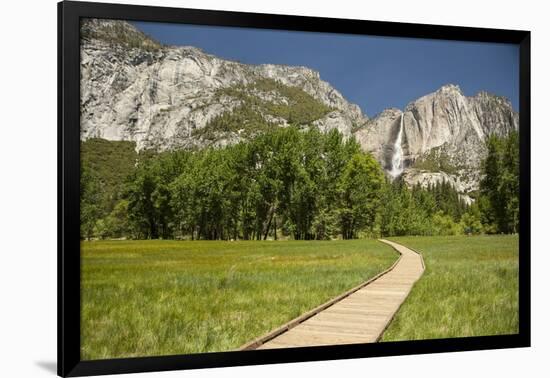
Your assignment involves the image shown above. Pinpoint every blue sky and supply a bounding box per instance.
[132,21,519,116]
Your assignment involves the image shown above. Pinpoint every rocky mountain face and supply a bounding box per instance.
[80,19,364,151]
[354,84,518,197]
[80,19,518,200]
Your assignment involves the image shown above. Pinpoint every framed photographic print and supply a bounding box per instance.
[58,0,531,376]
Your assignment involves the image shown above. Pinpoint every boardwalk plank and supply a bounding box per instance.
[241,239,424,350]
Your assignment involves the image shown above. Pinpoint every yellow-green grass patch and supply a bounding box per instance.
[81,239,397,359]
[382,235,519,341]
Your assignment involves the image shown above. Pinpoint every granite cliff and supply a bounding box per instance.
[354,84,518,197]
[80,19,364,151]
[80,19,518,200]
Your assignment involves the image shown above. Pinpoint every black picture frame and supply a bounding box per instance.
[58,1,531,376]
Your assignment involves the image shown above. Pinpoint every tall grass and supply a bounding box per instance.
[382,235,519,341]
[81,239,396,360]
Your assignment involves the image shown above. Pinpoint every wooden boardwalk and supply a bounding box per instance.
[240,239,424,350]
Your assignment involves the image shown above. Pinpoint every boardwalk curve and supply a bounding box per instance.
[240,239,424,350]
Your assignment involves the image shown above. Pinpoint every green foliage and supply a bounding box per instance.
[251,78,333,124]
[81,130,518,241]
[432,211,461,236]
[194,104,275,140]
[81,129,482,240]
[99,200,132,238]
[81,239,397,358]
[126,150,190,239]
[81,138,138,213]
[429,180,469,221]
[195,78,332,140]
[339,153,385,239]
[412,146,460,174]
[83,128,393,240]
[382,235,519,341]
[80,139,158,239]
[460,205,483,235]
[80,163,101,240]
[81,19,162,51]
[174,127,372,241]
[378,179,468,237]
[479,131,519,233]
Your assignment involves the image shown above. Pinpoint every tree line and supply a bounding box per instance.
[80,128,519,241]
[477,131,520,234]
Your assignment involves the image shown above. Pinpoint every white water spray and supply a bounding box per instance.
[389,113,404,178]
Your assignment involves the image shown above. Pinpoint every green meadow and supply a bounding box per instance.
[382,235,519,341]
[81,239,397,360]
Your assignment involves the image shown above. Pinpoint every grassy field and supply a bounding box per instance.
[81,239,397,360]
[382,235,519,341]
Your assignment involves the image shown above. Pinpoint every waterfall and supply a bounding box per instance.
[389,113,404,178]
